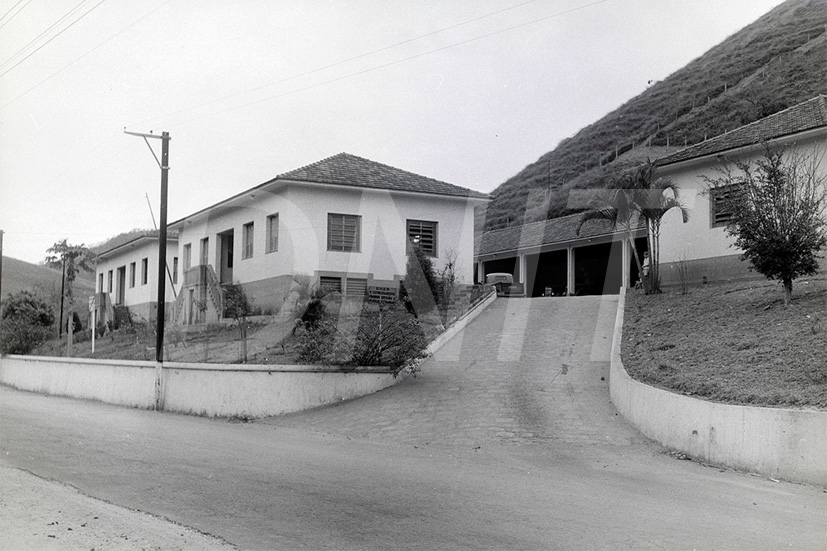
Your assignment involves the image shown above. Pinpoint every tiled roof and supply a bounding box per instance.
[278,153,489,200]
[96,232,178,259]
[656,95,827,166]
[477,213,644,256]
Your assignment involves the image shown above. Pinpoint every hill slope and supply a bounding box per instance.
[483,0,827,231]
[1,257,95,303]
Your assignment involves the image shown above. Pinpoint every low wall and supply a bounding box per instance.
[425,290,497,355]
[0,355,399,418]
[610,287,827,486]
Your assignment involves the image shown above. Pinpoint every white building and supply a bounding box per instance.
[656,95,827,286]
[168,153,489,324]
[94,233,180,325]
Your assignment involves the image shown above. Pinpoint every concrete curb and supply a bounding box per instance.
[425,290,497,355]
[610,287,827,486]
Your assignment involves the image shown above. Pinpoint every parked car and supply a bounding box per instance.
[484,272,525,297]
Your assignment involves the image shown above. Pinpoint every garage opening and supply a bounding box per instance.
[525,250,567,297]
[483,257,520,281]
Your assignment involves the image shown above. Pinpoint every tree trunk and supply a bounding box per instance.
[628,236,643,285]
[782,278,793,306]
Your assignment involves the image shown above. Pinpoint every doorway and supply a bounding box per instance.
[218,229,234,284]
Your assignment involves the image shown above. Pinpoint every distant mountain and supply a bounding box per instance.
[1,256,95,304]
[482,0,827,231]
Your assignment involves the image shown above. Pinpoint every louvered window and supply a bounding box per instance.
[407,219,437,256]
[319,276,342,293]
[710,184,740,227]
[328,213,361,252]
[346,278,368,297]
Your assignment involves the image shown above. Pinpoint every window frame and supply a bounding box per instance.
[709,184,740,228]
[183,243,192,270]
[129,262,136,288]
[242,222,255,259]
[200,237,209,266]
[406,219,438,257]
[173,257,179,285]
[141,257,148,286]
[327,213,361,253]
[266,213,279,253]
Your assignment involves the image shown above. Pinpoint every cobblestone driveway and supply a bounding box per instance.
[264,296,648,452]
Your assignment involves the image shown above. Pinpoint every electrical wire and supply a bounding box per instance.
[165,0,609,129]
[0,0,171,113]
[0,0,32,32]
[127,0,541,129]
[0,0,108,80]
[0,0,89,72]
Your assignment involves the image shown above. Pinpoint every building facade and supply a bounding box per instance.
[655,95,827,286]
[94,234,180,325]
[168,153,489,323]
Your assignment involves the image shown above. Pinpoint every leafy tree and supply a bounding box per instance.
[44,240,94,340]
[404,245,439,315]
[222,283,252,362]
[0,290,56,354]
[706,147,827,306]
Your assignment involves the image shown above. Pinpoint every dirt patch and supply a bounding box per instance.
[621,276,827,409]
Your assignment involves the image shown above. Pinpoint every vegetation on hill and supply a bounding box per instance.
[89,228,158,255]
[1,257,94,301]
[482,0,827,231]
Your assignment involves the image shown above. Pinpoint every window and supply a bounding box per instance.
[173,257,178,285]
[141,257,148,285]
[266,214,279,253]
[107,270,113,293]
[710,184,740,227]
[200,238,209,266]
[129,262,136,288]
[242,222,254,259]
[346,278,367,297]
[319,276,342,293]
[183,243,192,270]
[407,219,438,256]
[98,273,103,293]
[327,213,360,252]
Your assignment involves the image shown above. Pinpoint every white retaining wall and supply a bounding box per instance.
[610,287,827,486]
[0,355,399,418]
[0,291,498,418]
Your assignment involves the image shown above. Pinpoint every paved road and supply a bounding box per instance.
[1,297,826,550]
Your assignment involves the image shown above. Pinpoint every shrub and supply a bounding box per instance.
[0,291,56,354]
[404,245,438,315]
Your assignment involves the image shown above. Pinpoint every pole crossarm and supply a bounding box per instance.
[124,129,171,169]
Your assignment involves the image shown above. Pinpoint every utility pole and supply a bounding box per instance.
[125,130,171,374]
[0,229,4,344]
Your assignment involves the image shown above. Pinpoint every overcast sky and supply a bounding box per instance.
[0,0,787,264]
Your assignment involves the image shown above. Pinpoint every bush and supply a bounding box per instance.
[404,246,438,315]
[0,291,56,354]
[295,305,427,369]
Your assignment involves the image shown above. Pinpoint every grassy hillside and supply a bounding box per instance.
[1,256,95,305]
[482,0,827,231]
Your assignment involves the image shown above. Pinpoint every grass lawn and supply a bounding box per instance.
[621,276,827,409]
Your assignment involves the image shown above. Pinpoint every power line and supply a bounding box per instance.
[0,0,89,72]
[165,0,610,129]
[0,0,171,113]
[0,0,109,80]
[0,0,32,32]
[128,0,541,128]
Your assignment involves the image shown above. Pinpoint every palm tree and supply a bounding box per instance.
[620,162,689,293]
[577,161,689,294]
[575,188,645,285]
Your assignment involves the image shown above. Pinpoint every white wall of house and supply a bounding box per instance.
[95,239,179,319]
[174,181,480,309]
[657,132,827,283]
